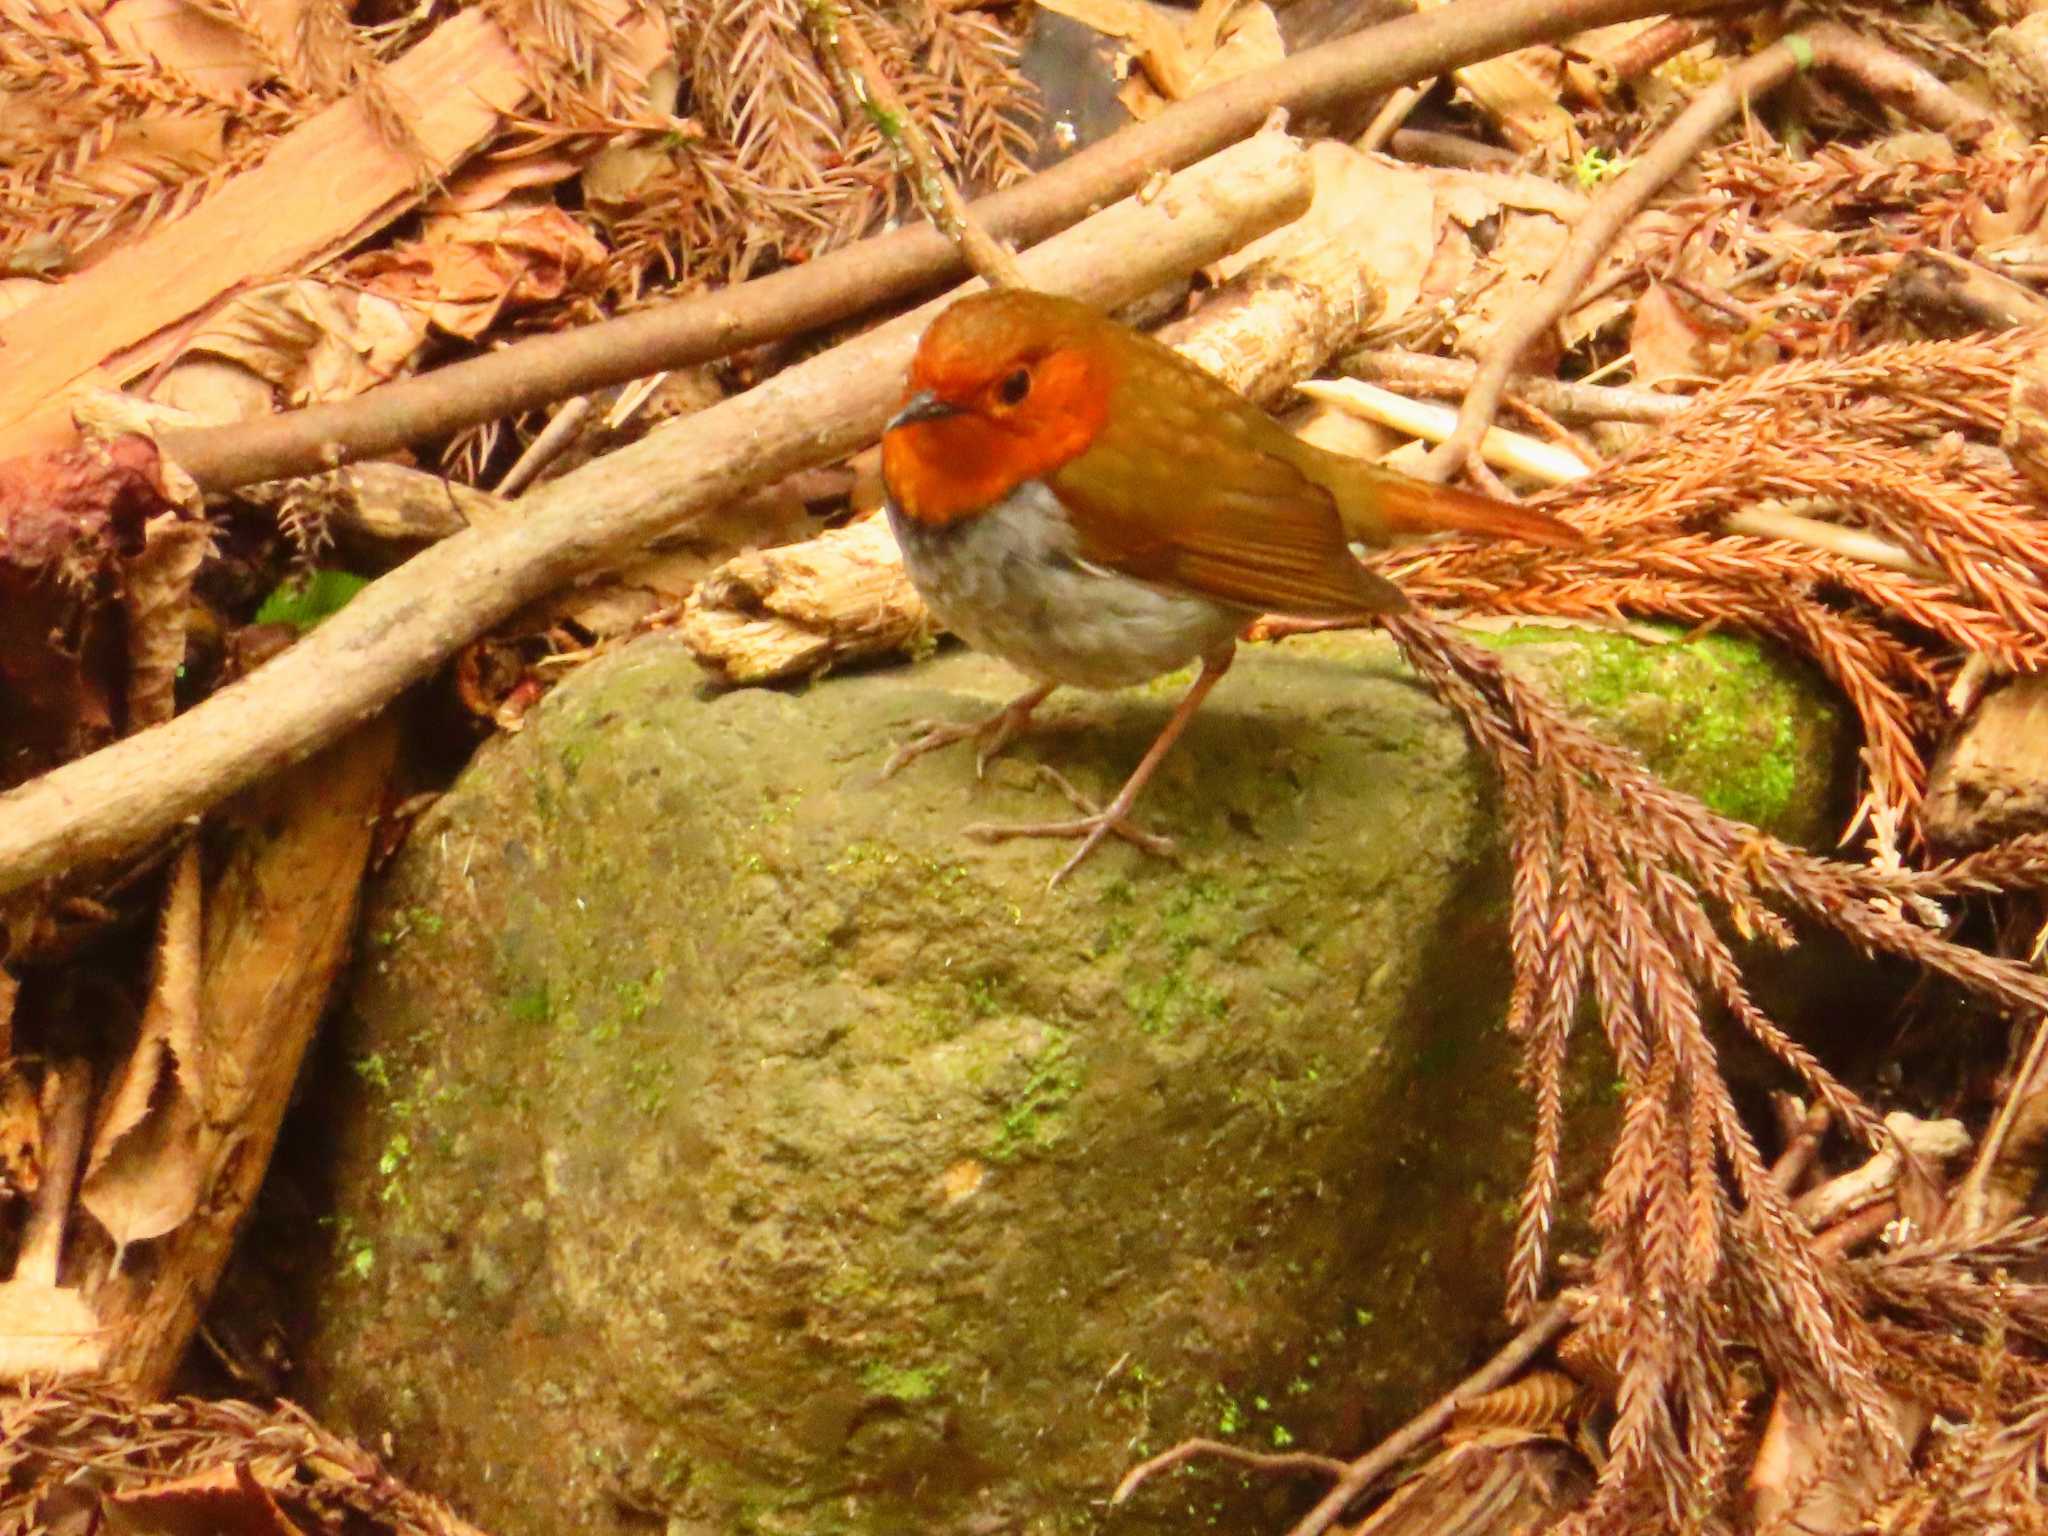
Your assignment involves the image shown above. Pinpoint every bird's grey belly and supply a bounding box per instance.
[887,481,1244,690]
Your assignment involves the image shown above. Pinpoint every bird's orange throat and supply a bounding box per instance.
[882,348,1110,527]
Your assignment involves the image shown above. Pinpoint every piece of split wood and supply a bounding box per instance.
[1295,377,1589,484]
[86,717,400,1395]
[0,0,661,458]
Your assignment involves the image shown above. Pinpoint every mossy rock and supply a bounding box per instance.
[277,624,1845,1536]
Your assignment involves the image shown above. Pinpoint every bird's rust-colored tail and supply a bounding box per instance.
[1338,464,1587,549]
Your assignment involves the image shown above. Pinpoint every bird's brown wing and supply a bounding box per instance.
[1050,384,1409,619]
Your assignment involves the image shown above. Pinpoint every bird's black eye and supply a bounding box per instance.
[996,367,1031,406]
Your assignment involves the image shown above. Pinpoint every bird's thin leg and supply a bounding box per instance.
[882,682,1056,781]
[966,644,1236,888]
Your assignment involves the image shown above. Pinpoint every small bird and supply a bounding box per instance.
[880,288,1581,885]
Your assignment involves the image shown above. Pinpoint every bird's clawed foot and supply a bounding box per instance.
[881,683,1056,781]
[965,764,1177,888]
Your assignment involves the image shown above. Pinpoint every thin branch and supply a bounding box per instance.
[1420,34,1810,484]
[155,0,1726,490]
[1276,1299,1577,1536]
[1356,77,1435,152]
[1720,506,1936,577]
[1421,21,1995,485]
[1111,1440,1349,1505]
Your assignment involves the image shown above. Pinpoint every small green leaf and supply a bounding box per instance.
[255,569,369,632]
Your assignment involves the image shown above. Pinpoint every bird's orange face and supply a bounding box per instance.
[882,293,1116,528]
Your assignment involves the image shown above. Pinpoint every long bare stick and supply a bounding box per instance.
[157,0,1721,491]
[0,136,1311,900]
[1421,22,2006,485]
[1420,37,1809,484]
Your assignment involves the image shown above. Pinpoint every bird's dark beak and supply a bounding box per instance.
[888,390,959,431]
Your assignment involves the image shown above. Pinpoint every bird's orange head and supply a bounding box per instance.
[881,290,1119,528]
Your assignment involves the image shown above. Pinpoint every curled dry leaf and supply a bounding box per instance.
[181,279,428,407]
[347,204,610,341]
[124,515,214,732]
[102,0,273,98]
[81,845,211,1266]
[105,1462,308,1536]
[1628,281,1714,388]
[1445,210,1572,363]
[1036,0,1283,121]
[0,435,174,781]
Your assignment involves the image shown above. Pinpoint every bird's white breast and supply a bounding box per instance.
[887,479,1244,691]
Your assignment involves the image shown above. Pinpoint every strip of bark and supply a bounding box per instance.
[158,0,1724,491]
[84,717,399,1394]
[0,134,1313,901]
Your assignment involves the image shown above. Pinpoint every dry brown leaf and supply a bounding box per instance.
[1448,48,1576,159]
[1417,219,1479,311]
[454,148,597,211]
[78,718,399,1394]
[0,436,170,779]
[150,359,275,427]
[1747,1389,1928,1534]
[103,0,273,97]
[1123,0,1284,119]
[1628,281,1713,388]
[183,279,427,405]
[1036,0,1281,119]
[347,204,609,340]
[81,845,211,1264]
[105,1463,308,1536]
[123,516,212,732]
[0,1281,107,1378]
[1447,210,1571,362]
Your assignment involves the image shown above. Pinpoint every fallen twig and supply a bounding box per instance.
[1421,36,1811,484]
[1282,1299,1575,1536]
[1296,378,1589,485]
[1769,1104,1833,1198]
[154,0,1724,491]
[1422,22,1999,485]
[1110,1300,1573,1519]
[0,135,1313,900]
[1109,1439,1349,1504]
[1339,349,1689,424]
